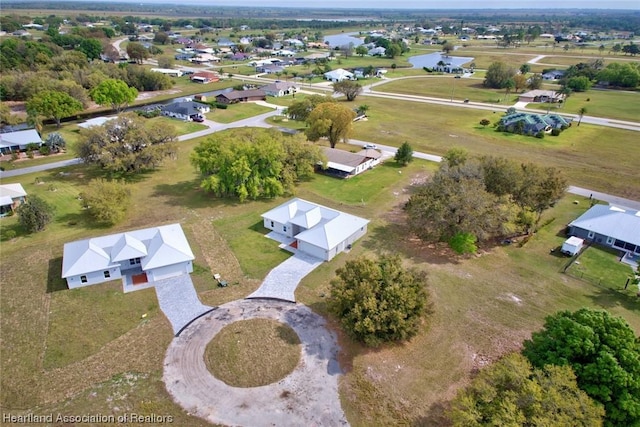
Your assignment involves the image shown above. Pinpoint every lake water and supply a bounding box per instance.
[323,32,364,48]
[408,52,474,69]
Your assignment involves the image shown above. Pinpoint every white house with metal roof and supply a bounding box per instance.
[324,68,355,82]
[568,204,640,256]
[261,198,369,261]
[0,183,27,216]
[0,129,43,154]
[62,223,194,291]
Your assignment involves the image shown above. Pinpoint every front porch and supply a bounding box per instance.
[122,266,155,293]
[265,230,298,254]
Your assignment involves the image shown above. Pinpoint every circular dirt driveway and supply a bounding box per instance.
[163,299,348,427]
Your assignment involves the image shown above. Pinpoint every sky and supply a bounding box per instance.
[124,0,639,9]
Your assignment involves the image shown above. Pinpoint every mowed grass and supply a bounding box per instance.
[207,103,274,123]
[375,76,507,103]
[350,97,640,200]
[526,88,640,122]
[204,319,301,387]
[566,246,636,297]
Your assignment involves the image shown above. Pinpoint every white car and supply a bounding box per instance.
[363,144,377,149]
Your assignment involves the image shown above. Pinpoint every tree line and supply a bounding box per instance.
[405,149,567,253]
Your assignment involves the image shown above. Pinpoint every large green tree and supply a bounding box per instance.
[450,353,604,426]
[305,102,356,148]
[90,79,138,112]
[483,61,517,89]
[394,141,414,166]
[16,195,55,233]
[126,42,149,64]
[523,308,640,427]
[80,179,131,225]
[76,113,176,174]
[26,90,83,128]
[191,128,324,202]
[332,80,363,102]
[328,255,429,347]
[286,94,334,121]
[77,38,103,61]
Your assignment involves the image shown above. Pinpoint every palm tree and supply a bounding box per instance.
[577,107,587,126]
[559,86,572,109]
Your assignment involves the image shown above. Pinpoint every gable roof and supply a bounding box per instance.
[217,89,266,101]
[0,183,27,200]
[569,204,640,246]
[261,81,297,93]
[323,147,368,173]
[324,68,354,80]
[0,129,42,149]
[262,198,369,250]
[62,223,194,278]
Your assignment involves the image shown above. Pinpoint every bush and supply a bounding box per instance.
[215,102,228,109]
[328,255,429,347]
[4,230,16,240]
[10,151,19,161]
[38,145,51,155]
[551,128,561,136]
[535,131,545,139]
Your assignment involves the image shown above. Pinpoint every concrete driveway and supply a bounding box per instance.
[163,299,347,427]
[154,274,215,336]
[247,252,323,302]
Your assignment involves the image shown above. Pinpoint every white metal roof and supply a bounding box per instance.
[62,223,194,278]
[0,129,42,149]
[0,183,27,199]
[262,198,369,251]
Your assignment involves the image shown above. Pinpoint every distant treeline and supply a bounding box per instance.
[3,1,639,34]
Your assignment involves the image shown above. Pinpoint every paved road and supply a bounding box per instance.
[567,186,640,211]
[0,158,83,178]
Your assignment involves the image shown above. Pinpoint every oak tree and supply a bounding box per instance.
[328,255,429,347]
[26,90,82,128]
[305,102,356,148]
[90,79,138,112]
[523,308,640,427]
[332,80,363,101]
[76,113,176,174]
[17,195,55,233]
[80,179,131,225]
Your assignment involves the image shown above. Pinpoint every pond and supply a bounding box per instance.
[408,52,474,69]
[323,32,364,48]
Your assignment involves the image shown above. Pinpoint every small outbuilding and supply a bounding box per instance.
[561,236,584,256]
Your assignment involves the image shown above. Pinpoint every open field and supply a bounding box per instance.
[206,103,273,123]
[1,107,639,427]
[346,97,640,200]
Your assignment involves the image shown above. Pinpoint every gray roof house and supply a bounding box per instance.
[261,198,369,261]
[215,89,266,104]
[261,81,298,97]
[568,204,640,257]
[499,112,572,135]
[0,129,43,154]
[321,147,381,178]
[62,223,195,292]
[160,101,210,121]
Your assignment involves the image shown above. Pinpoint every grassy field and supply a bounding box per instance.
[207,103,274,123]
[347,97,640,200]
[1,31,639,425]
[204,319,301,388]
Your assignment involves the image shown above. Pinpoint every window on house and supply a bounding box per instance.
[104,271,111,278]
[129,258,141,265]
[283,226,287,232]
[587,231,595,239]
[606,236,614,245]
[270,221,274,228]
[80,275,87,283]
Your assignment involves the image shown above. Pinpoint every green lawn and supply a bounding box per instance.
[375,76,508,103]
[526,88,640,122]
[566,246,636,297]
[207,103,274,123]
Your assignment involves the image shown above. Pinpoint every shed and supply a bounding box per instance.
[561,236,584,256]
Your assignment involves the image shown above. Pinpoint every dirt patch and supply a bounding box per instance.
[136,89,182,101]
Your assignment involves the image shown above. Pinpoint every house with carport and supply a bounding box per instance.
[61,223,195,292]
[0,183,27,216]
[216,89,266,105]
[262,198,369,261]
[320,147,381,178]
[261,81,298,97]
[160,101,210,121]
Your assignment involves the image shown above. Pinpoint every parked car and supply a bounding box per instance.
[363,144,377,149]
[192,115,205,122]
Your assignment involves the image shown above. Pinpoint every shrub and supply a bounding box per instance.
[39,145,51,155]
[5,230,16,240]
[10,151,19,161]
[535,131,545,139]
[215,102,228,109]
[551,128,561,136]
